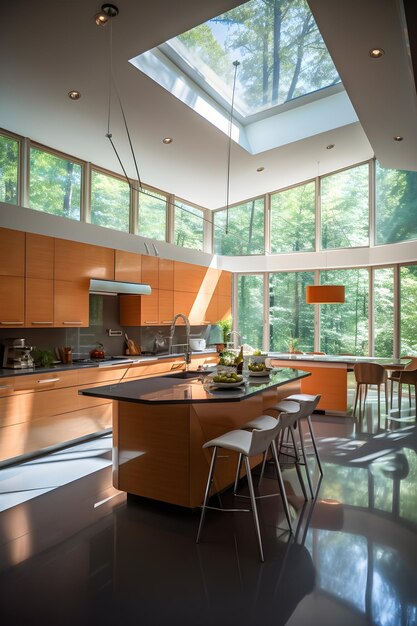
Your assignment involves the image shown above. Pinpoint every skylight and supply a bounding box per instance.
[130,0,356,154]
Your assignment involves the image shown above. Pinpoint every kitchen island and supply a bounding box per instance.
[80,368,310,508]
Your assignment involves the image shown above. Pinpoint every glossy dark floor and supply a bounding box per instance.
[1,402,417,626]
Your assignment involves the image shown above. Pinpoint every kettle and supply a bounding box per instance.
[90,342,105,359]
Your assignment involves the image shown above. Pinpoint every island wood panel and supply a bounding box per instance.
[114,250,142,283]
[0,404,112,463]
[270,359,349,413]
[113,376,303,508]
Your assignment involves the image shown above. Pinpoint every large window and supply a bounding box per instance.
[320,269,369,355]
[138,189,167,241]
[400,264,417,355]
[29,146,81,220]
[174,200,204,250]
[270,181,315,253]
[376,161,417,245]
[237,274,264,349]
[214,198,265,255]
[90,169,130,232]
[269,272,315,352]
[373,267,394,357]
[0,133,19,205]
[321,163,369,250]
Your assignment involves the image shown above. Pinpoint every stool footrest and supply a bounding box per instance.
[201,505,251,513]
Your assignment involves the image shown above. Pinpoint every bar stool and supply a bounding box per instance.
[238,400,309,501]
[264,395,321,498]
[196,411,291,562]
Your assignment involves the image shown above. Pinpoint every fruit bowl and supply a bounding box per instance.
[209,380,245,389]
[248,369,270,377]
[208,373,244,388]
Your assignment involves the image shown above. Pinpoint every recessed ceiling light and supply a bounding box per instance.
[162,137,173,144]
[256,166,265,172]
[369,48,384,59]
[394,135,404,142]
[68,90,81,100]
[95,3,119,26]
[326,144,335,150]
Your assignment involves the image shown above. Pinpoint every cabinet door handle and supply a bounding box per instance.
[144,321,158,324]
[63,321,83,325]
[37,378,60,384]
[203,320,211,324]
[0,385,12,390]
[31,321,53,325]
[1,321,24,325]
[161,320,172,324]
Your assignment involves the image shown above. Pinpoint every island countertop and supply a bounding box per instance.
[79,368,310,405]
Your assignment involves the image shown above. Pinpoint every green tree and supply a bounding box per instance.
[0,133,18,204]
[90,170,130,232]
[376,162,417,244]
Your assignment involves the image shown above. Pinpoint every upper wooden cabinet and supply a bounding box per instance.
[0,227,25,277]
[115,250,142,283]
[54,239,114,281]
[25,278,54,327]
[174,262,219,294]
[142,256,159,289]
[54,280,89,327]
[159,259,174,291]
[120,291,159,327]
[0,276,25,327]
[26,233,54,279]
[217,271,232,296]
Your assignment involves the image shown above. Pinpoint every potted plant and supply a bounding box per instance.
[288,337,299,354]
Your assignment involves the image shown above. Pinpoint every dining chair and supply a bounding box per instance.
[388,356,417,416]
[353,362,388,425]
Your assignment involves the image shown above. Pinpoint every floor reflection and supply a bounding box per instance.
[0,417,416,625]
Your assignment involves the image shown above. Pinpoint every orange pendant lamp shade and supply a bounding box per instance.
[306,285,345,304]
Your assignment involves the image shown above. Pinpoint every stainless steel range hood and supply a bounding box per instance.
[89,279,152,296]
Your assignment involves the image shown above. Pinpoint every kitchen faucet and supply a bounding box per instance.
[226,330,243,349]
[169,313,191,365]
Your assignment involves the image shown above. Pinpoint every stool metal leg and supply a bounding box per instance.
[270,440,293,533]
[289,427,308,501]
[244,456,264,562]
[307,415,323,476]
[234,453,243,495]
[196,447,218,544]
[298,422,314,498]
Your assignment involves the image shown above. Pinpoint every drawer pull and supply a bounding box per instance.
[1,321,24,325]
[161,320,172,324]
[63,321,82,325]
[31,321,53,325]
[0,385,12,390]
[144,321,158,324]
[38,378,60,384]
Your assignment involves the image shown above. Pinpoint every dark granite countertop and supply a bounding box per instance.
[0,350,217,379]
[79,368,310,405]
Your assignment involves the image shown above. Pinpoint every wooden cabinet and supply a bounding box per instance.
[159,258,174,290]
[55,239,114,281]
[174,261,206,293]
[159,289,174,325]
[218,270,232,296]
[0,276,25,327]
[120,291,159,326]
[115,250,142,283]
[142,256,159,288]
[0,227,25,277]
[218,294,232,321]
[25,233,54,326]
[25,278,54,327]
[54,280,89,327]
[26,233,54,279]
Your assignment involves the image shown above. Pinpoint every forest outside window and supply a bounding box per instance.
[90,169,130,232]
[138,189,167,241]
[0,132,19,205]
[174,200,204,250]
[213,198,265,255]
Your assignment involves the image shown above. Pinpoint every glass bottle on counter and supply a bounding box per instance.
[234,346,244,374]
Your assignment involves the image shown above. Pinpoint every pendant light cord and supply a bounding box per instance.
[225,60,240,235]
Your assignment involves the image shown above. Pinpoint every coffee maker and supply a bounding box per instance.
[2,338,34,369]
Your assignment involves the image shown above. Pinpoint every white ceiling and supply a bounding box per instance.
[0,0,415,209]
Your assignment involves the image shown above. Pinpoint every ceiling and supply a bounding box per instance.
[1,0,416,209]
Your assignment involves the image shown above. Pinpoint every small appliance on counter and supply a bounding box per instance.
[189,338,206,351]
[2,338,34,369]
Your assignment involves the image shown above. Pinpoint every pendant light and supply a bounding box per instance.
[306,285,345,304]
[305,160,345,304]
